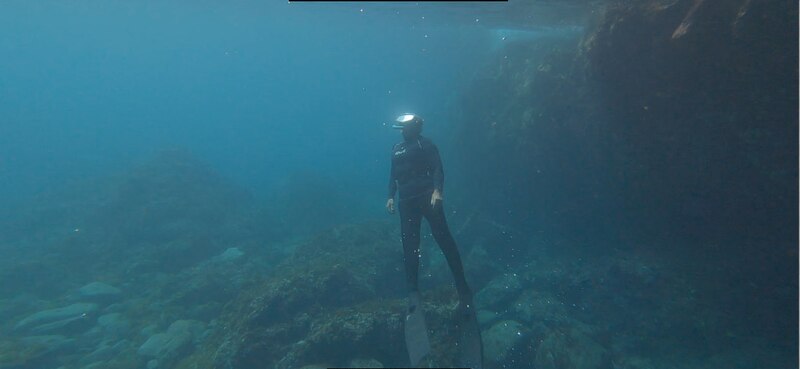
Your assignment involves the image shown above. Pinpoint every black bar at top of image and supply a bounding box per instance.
[328,368,474,369]
[290,0,505,2]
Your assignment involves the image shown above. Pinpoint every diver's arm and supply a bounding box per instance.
[388,154,398,199]
[387,153,397,214]
[429,142,444,195]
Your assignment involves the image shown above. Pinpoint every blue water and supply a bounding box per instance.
[0,1,496,205]
[0,1,796,369]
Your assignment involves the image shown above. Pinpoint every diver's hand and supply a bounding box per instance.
[431,189,443,207]
[386,198,395,214]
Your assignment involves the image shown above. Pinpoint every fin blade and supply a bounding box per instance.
[404,308,431,367]
[457,311,484,369]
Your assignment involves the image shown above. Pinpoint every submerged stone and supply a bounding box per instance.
[137,319,206,360]
[348,358,383,368]
[137,331,192,359]
[20,335,76,355]
[512,290,570,325]
[14,303,99,332]
[97,313,131,337]
[483,320,526,364]
[140,324,159,337]
[535,326,611,369]
[29,314,93,335]
[80,342,117,365]
[80,362,106,369]
[213,247,245,262]
[476,309,499,326]
[475,273,523,310]
[78,282,122,300]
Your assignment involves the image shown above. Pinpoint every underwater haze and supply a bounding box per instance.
[0,1,797,369]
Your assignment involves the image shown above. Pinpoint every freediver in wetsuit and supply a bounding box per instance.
[386,114,483,368]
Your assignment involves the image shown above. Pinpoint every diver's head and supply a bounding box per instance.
[393,114,423,140]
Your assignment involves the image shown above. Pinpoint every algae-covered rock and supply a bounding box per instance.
[476,309,499,326]
[77,282,122,303]
[138,330,192,359]
[96,312,131,338]
[475,273,523,310]
[19,335,75,354]
[175,222,471,369]
[0,335,76,368]
[212,247,244,263]
[512,290,570,325]
[483,320,526,364]
[535,326,612,369]
[28,314,94,335]
[80,361,106,369]
[348,358,384,368]
[14,303,99,332]
[138,319,206,364]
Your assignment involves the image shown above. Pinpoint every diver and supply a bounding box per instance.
[386,114,483,368]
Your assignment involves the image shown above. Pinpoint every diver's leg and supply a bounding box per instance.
[424,201,473,304]
[426,202,484,368]
[400,198,432,366]
[399,198,424,295]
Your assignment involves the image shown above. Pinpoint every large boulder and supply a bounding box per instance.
[76,282,122,303]
[475,273,523,311]
[483,320,527,365]
[534,326,612,369]
[14,303,99,333]
[138,320,206,365]
[0,335,75,368]
[174,222,476,369]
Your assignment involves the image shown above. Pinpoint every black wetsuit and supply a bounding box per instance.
[388,135,472,302]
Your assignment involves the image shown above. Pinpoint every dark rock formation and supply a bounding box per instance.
[453,0,797,358]
[585,0,798,244]
[176,222,475,369]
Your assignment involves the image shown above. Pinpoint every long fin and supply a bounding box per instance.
[404,303,431,367]
[456,308,484,369]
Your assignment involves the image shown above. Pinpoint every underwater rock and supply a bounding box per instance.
[187,301,223,322]
[77,282,122,302]
[212,247,244,262]
[16,335,76,365]
[534,326,612,369]
[19,335,75,351]
[168,319,207,343]
[80,362,105,369]
[102,303,125,313]
[293,309,402,363]
[463,243,503,288]
[138,331,192,359]
[476,309,499,326]
[14,303,99,332]
[512,290,570,325]
[139,324,159,337]
[483,320,526,365]
[200,224,404,365]
[0,295,45,326]
[137,320,206,362]
[79,342,117,365]
[175,223,484,368]
[28,314,94,335]
[348,358,384,368]
[475,273,523,310]
[96,313,131,338]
